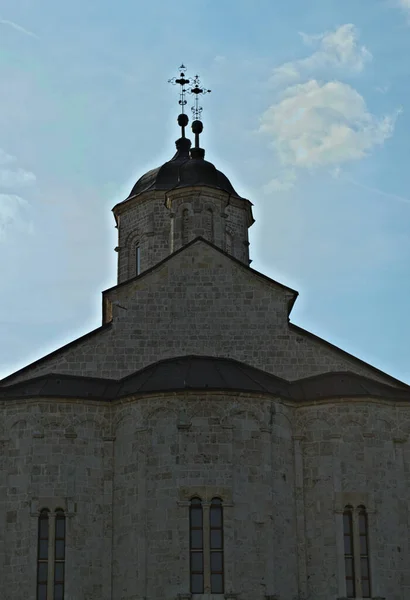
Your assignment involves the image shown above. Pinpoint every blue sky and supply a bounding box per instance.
[1,0,410,383]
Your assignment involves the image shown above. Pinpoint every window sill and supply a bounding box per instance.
[190,596,228,599]
[337,597,385,600]
[181,594,236,600]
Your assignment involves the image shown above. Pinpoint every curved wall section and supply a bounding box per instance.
[114,186,253,284]
[167,188,251,265]
[1,392,410,600]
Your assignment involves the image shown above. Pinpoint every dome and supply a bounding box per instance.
[127,137,241,199]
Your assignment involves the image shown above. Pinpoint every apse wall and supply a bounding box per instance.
[1,394,410,599]
[111,392,298,600]
[0,401,112,600]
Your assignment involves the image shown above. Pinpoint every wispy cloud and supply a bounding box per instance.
[261,24,400,192]
[0,148,36,240]
[0,18,38,39]
[337,171,410,207]
[271,24,372,86]
[399,0,410,12]
[0,194,33,241]
[260,80,398,170]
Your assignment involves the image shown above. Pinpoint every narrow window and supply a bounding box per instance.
[37,509,49,600]
[205,208,214,243]
[210,497,224,594]
[190,497,204,594]
[182,209,189,245]
[54,509,66,600]
[343,506,355,598]
[136,245,141,276]
[359,506,371,598]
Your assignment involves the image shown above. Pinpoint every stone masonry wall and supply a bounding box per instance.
[167,188,250,265]
[2,239,401,388]
[115,187,251,285]
[1,393,410,599]
[0,400,113,600]
[116,192,170,284]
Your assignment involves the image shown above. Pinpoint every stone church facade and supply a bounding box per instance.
[1,113,410,600]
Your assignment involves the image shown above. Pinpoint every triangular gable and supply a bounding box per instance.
[102,235,298,321]
[1,237,407,389]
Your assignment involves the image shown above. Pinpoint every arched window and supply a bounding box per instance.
[358,506,371,598]
[205,208,214,243]
[343,506,355,598]
[36,508,66,600]
[210,497,224,593]
[135,245,141,276]
[37,509,49,600]
[54,509,66,600]
[343,504,371,598]
[190,497,204,594]
[182,209,190,246]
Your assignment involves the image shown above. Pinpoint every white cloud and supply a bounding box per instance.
[0,148,36,188]
[272,24,372,86]
[0,194,33,241]
[262,169,296,193]
[0,149,15,166]
[260,80,397,171]
[0,148,36,239]
[0,18,38,38]
[399,0,410,10]
[0,168,36,187]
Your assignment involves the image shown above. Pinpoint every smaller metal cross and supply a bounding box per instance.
[188,74,211,121]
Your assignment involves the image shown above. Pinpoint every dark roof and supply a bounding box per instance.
[1,355,409,402]
[124,137,242,200]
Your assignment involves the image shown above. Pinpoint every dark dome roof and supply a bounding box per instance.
[127,138,241,199]
[2,355,410,402]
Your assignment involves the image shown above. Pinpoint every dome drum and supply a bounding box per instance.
[113,139,255,283]
[166,187,250,262]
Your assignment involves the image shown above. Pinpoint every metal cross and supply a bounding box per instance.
[188,74,211,121]
[168,64,190,114]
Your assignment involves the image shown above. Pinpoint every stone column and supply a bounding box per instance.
[330,434,346,598]
[202,502,211,593]
[137,427,148,600]
[293,435,307,599]
[47,512,56,600]
[102,434,115,600]
[363,431,378,599]
[261,423,275,596]
[223,422,235,594]
[0,437,9,599]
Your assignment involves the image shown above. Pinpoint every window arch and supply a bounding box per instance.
[343,506,355,598]
[343,504,371,598]
[205,207,214,243]
[358,506,371,598]
[182,208,190,246]
[36,508,66,600]
[37,509,49,600]
[135,245,141,276]
[210,497,224,593]
[190,497,204,594]
[125,232,142,278]
[54,509,66,600]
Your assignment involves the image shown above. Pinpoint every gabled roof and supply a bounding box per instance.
[102,235,298,309]
[1,355,409,402]
[1,236,408,390]
[0,323,112,386]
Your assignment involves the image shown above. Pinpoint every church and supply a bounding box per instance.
[0,68,409,600]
